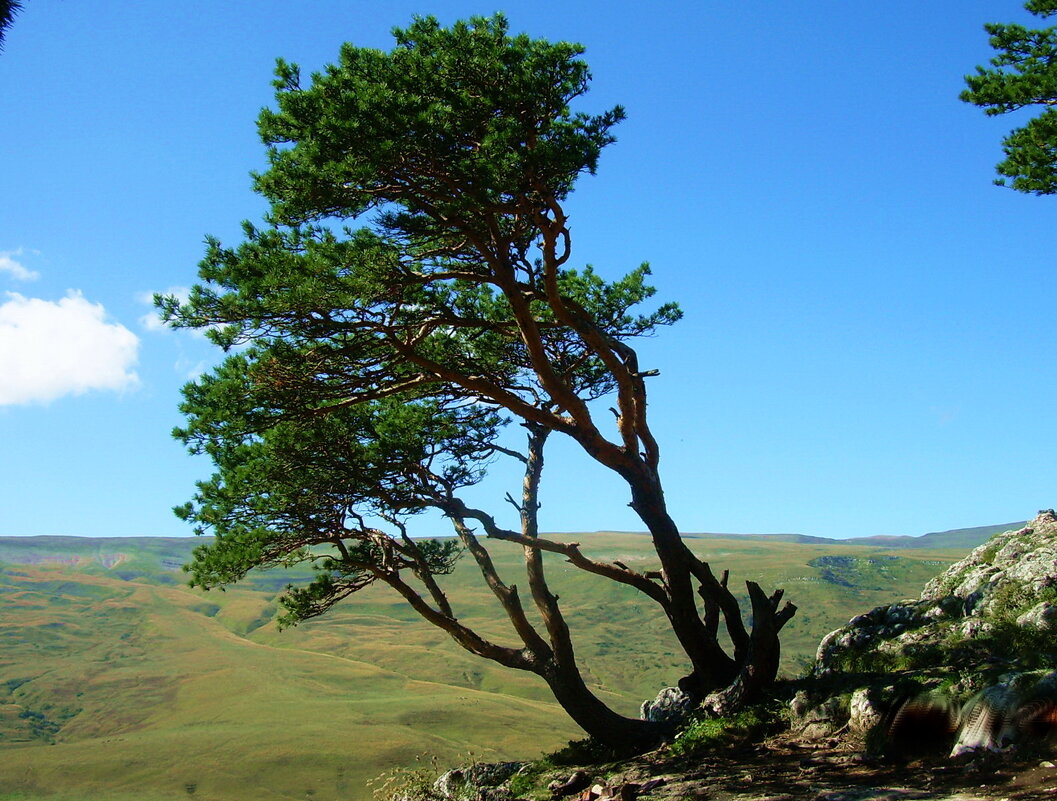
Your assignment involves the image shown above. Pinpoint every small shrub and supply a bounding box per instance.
[547,737,627,766]
[504,737,632,800]
[507,763,555,800]
[827,646,905,675]
[670,705,775,757]
[368,755,443,801]
[989,582,1037,620]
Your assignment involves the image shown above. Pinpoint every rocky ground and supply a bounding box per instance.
[431,693,1057,801]
[431,512,1057,801]
[538,732,1057,801]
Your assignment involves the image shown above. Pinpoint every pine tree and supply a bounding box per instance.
[962,0,1057,194]
[164,14,795,749]
[0,0,24,52]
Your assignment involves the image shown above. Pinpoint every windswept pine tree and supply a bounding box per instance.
[163,14,795,750]
[962,0,1057,194]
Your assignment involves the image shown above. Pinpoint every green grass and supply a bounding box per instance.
[0,532,969,800]
[670,705,778,757]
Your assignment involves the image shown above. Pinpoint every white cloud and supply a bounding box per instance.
[175,356,208,380]
[0,249,40,282]
[0,291,140,406]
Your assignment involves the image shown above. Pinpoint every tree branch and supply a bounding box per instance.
[441,496,670,609]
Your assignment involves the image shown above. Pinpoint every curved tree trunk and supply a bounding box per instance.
[627,471,796,711]
[541,660,667,750]
[700,581,797,716]
[627,477,737,690]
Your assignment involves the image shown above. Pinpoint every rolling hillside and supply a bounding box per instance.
[0,525,1009,801]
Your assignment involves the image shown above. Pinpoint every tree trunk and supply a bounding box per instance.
[541,660,667,751]
[626,470,797,715]
[699,581,796,716]
[627,478,738,691]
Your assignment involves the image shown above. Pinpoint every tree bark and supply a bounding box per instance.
[541,660,667,750]
[699,581,797,716]
[626,477,738,692]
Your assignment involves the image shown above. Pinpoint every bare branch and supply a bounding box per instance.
[441,496,670,609]
[376,568,537,671]
[447,516,554,660]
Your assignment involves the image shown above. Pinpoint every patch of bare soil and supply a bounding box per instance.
[563,735,1057,801]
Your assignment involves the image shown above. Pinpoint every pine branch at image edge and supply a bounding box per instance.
[962,0,1057,194]
[162,13,795,751]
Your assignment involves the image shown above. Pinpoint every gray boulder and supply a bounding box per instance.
[432,762,525,801]
[640,686,696,725]
[815,510,1057,680]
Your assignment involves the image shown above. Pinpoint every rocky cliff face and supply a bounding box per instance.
[814,510,1057,681]
[794,511,1057,753]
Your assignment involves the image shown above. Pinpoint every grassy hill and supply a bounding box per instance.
[0,526,1008,801]
[675,521,1026,550]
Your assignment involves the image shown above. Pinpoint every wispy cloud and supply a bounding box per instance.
[0,290,140,406]
[138,286,190,332]
[175,355,208,380]
[0,249,40,282]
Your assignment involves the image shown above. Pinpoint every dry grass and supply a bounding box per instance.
[0,532,967,800]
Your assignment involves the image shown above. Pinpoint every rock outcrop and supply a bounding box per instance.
[814,510,1057,680]
[639,686,695,725]
[795,511,1057,753]
[431,762,525,801]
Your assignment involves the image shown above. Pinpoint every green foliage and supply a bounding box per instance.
[989,579,1050,618]
[255,14,624,229]
[175,388,485,618]
[978,541,1000,565]
[823,646,907,676]
[162,14,681,634]
[670,704,777,757]
[502,738,625,800]
[962,0,1057,193]
[546,736,630,765]
[923,620,1054,677]
[506,768,545,799]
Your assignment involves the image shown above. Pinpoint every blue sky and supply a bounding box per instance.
[1,1,1053,540]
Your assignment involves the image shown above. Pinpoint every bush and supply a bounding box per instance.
[670,705,777,757]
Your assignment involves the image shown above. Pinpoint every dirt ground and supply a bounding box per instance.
[582,734,1057,801]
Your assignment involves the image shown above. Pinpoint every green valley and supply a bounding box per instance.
[0,528,994,800]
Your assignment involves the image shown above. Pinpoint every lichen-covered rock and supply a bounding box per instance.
[789,690,853,739]
[815,511,1057,679]
[433,762,525,801]
[640,686,695,724]
[848,687,885,734]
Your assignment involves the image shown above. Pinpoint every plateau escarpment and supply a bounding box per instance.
[814,509,1057,679]
[794,510,1057,756]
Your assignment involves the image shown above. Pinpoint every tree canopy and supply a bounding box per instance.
[962,0,1057,194]
[164,14,794,749]
[0,1,24,51]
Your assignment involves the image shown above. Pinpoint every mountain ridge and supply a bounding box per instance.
[0,520,1023,548]
[582,521,1026,550]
